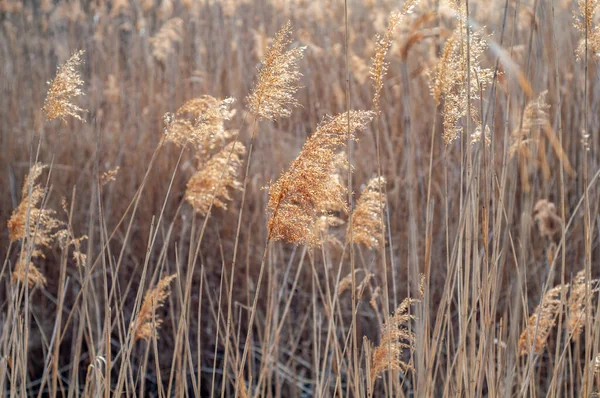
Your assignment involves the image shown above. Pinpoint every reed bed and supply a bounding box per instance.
[2,0,600,396]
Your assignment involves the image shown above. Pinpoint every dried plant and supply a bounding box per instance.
[370,12,402,113]
[13,252,47,288]
[574,0,600,59]
[8,164,62,287]
[370,292,420,387]
[533,199,562,243]
[43,50,87,122]
[150,18,183,63]
[519,285,565,356]
[311,215,345,247]
[99,166,120,186]
[510,92,575,191]
[567,270,599,340]
[266,111,374,246]
[431,27,493,144]
[133,274,177,342]
[8,164,61,253]
[185,141,246,215]
[337,269,374,299]
[164,96,235,153]
[246,21,306,120]
[349,177,386,249]
[56,225,89,268]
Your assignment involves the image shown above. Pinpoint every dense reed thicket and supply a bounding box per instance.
[2,0,600,396]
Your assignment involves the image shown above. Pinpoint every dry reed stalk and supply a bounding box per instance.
[185,141,246,215]
[519,285,565,356]
[349,177,386,249]
[133,274,177,342]
[246,21,306,121]
[42,49,87,122]
[266,111,374,246]
[150,18,183,63]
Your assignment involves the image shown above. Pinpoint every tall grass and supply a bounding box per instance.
[2,0,600,396]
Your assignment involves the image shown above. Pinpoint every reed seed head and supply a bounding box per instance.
[185,141,246,215]
[266,110,374,246]
[134,274,177,342]
[43,50,87,122]
[350,177,386,250]
[150,18,183,63]
[519,285,564,356]
[247,21,306,121]
[370,12,402,113]
[164,96,235,152]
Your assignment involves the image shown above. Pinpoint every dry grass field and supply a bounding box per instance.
[2,0,600,396]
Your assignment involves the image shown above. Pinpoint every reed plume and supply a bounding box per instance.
[133,274,177,342]
[567,270,599,340]
[519,285,564,356]
[246,21,306,121]
[185,141,246,215]
[164,96,235,151]
[8,164,61,287]
[510,92,575,191]
[574,0,600,59]
[266,111,374,246]
[370,12,402,113]
[43,49,87,122]
[369,292,420,387]
[349,177,386,249]
[150,18,183,63]
[431,27,493,144]
[311,215,345,247]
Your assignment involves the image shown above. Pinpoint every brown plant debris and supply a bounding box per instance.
[350,177,386,250]
[266,111,374,246]
[247,21,306,121]
[43,50,87,122]
[133,274,177,342]
[185,141,246,215]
